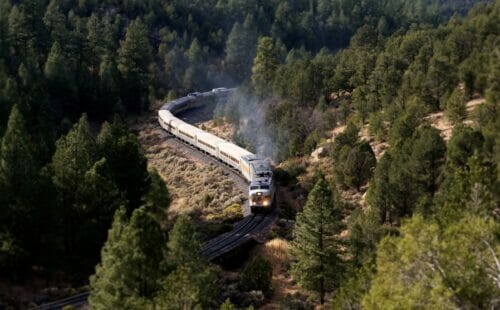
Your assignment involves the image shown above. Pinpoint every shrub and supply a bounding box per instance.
[240,256,273,293]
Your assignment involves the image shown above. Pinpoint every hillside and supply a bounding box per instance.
[0,0,497,309]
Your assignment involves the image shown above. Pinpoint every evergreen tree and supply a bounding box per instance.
[446,125,484,168]
[51,114,98,254]
[43,0,68,44]
[96,54,120,119]
[157,264,219,309]
[44,41,76,117]
[89,207,166,309]
[252,36,281,99]
[363,214,499,309]
[97,118,150,213]
[347,208,381,267]
[366,153,394,223]
[117,18,152,112]
[445,87,466,124]
[0,105,36,207]
[342,142,376,191]
[240,255,273,293]
[144,168,170,219]
[224,19,257,83]
[183,38,206,90]
[0,105,36,266]
[290,177,344,304]
[52,114,97,204]
[0,0,11,62]
[157,215,220,308]
[167,215,203,267]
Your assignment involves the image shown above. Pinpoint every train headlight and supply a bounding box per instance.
[263,200,270,207]
[257,192,262,196]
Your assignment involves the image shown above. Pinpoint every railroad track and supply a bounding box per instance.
[159,127,278,259]
[34,106,277,310]
[31,292,89,310]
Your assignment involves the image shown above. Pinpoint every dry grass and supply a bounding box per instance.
[261,238,290,273]
[255,238,303,310]
[425,98,484,141]
[133,113,245,223]
[199,118,234,141]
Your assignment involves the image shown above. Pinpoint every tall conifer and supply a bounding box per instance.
[290,177,344,304]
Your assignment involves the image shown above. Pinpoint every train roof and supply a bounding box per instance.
[196,130,227,146]
[218,142,253,159]
[158,109,174,119]
[177,122,205,135]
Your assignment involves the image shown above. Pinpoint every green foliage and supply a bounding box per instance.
[363,214,499,309]
[331,262,375,310]
[89,207,166,309]
[252,37,281,99]
[97,118,150,213]
[0,105,35,209]
[225,19,257,83]
[437,153,498,222]
[290,178,344,304]
[347,208,381,267]
[445,87,467,124]
[220,298,235,310]
[156,264,219,309]
[368,125,446,223]
[117,18,152,112]
[368,112,385,141]
[144,168,170,218]
[240,256,273,293]
[167,215,203,267]
[342,142,376,191]
[156,215,220,309]
[446,125,484,168]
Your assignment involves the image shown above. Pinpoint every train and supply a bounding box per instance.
[158,88,275,213]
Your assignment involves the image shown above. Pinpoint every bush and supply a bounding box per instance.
[445,87,466,124]
[223,204,243,222]
[240,256,273,293]
[368,112,385,141]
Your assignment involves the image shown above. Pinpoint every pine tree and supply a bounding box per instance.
[0,0,11,61]
[0,105,35,204]
[0,105,36,253]
[52,114,97,202]
[97,118,150,213]
[251,36,280,99]
[362,214,499,309]
[343,142,376,191]
[89,207,130,309]
[89,206,166,309]
[51,115,98,254]
[167,214,203,267]
[117,18,152,112]
[43,0,68,44]
[183,38,206,90]
[44,41,76,116]
[144,168,170,219]
[240,255,273,293]
[157,264,219,309]
[290,177,344,304]
[156,215,220,308]
[445,87,466,124]
[224,19,257,82]
[96,54,120,119]
[366,153,394,223]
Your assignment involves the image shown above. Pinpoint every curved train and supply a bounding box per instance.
[158,88,275,213]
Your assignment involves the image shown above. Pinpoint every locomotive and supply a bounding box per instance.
[158,88,274,213]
